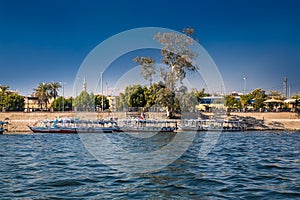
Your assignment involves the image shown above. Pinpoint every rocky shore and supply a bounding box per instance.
[1,111,300,133]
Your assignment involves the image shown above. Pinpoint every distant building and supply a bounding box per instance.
[24,96,39,112]
[196,96,225,111]
[107,96,116,112]
[24,95,55,112]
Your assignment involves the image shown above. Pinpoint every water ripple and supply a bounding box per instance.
[0,131,299,199]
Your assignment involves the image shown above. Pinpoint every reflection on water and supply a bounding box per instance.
[0,131,299,199]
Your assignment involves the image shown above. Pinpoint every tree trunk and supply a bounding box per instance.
[166,107,174,119]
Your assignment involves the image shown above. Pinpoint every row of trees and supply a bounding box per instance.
[2,82,300,113]
[115,83,207,117]
[72,90,109,112]
[33,82,110,112]
[225,89,300,111]
[0,82,110,112]
[225,88,266,110]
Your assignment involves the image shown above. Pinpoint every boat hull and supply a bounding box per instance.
[28,126,77,134]
[28,126,118,134]
[117,127,175,133]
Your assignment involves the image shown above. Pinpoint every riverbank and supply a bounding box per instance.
[229,112,300,131]
[1,111,300,133]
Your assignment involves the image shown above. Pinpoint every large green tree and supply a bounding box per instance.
[51,97,73,111]
[134,28,198,117]
[225,95,240,109]
[144,82,165,108]
[2,92,24,111]
[73,91,94,111]
[250,88,266,109]
[155,88,178,118]
[240,94,252,110]
[124,84,147,108]
[0,85,24,111]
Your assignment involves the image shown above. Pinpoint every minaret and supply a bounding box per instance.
[83,76,87,92]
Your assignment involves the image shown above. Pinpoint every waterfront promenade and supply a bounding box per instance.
[1,111,300,133]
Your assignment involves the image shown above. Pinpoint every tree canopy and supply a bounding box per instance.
[33,82,61,110]
[0,85,24,111]
[51,97,73,111]
[73,91,94,111]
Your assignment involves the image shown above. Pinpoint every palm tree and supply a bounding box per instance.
[34,83,51,110]
[49,81,62,100]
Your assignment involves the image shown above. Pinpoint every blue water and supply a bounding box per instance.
[0,131,299,199]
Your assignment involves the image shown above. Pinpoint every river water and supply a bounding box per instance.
[0,131,299,199]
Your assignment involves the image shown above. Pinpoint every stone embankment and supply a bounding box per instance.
[1,111,300,133]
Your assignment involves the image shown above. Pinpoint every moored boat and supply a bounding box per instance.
[180,119,244,132]
[28,118,120,133]
[116,118,177,132]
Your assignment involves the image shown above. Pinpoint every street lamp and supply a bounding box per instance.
[60,82,66,112]
[101,72,104,111]
[243,77,247,95]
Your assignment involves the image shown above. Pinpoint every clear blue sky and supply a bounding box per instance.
[0,0,299,97]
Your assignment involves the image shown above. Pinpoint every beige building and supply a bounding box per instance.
[107,96,116,112]
[24,95,55,112]
[24,96,39,112]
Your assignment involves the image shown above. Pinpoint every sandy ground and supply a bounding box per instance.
[231,112,300,131]
[1,111,300,133]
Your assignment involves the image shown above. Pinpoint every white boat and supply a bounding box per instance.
[28,118,120,133]
[180,119,244,132]
[116,119,177,132]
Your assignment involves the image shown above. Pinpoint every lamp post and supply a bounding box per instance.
[243,77,247,95]
[60,82,66,112]
[101,72,104,112]
[62,83,64,112]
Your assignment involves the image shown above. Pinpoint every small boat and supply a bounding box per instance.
[0,121,8,134]
[28,118,120,133]
[116,119,177,132]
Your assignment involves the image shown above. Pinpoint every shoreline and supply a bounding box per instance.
[1,111,300,134]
